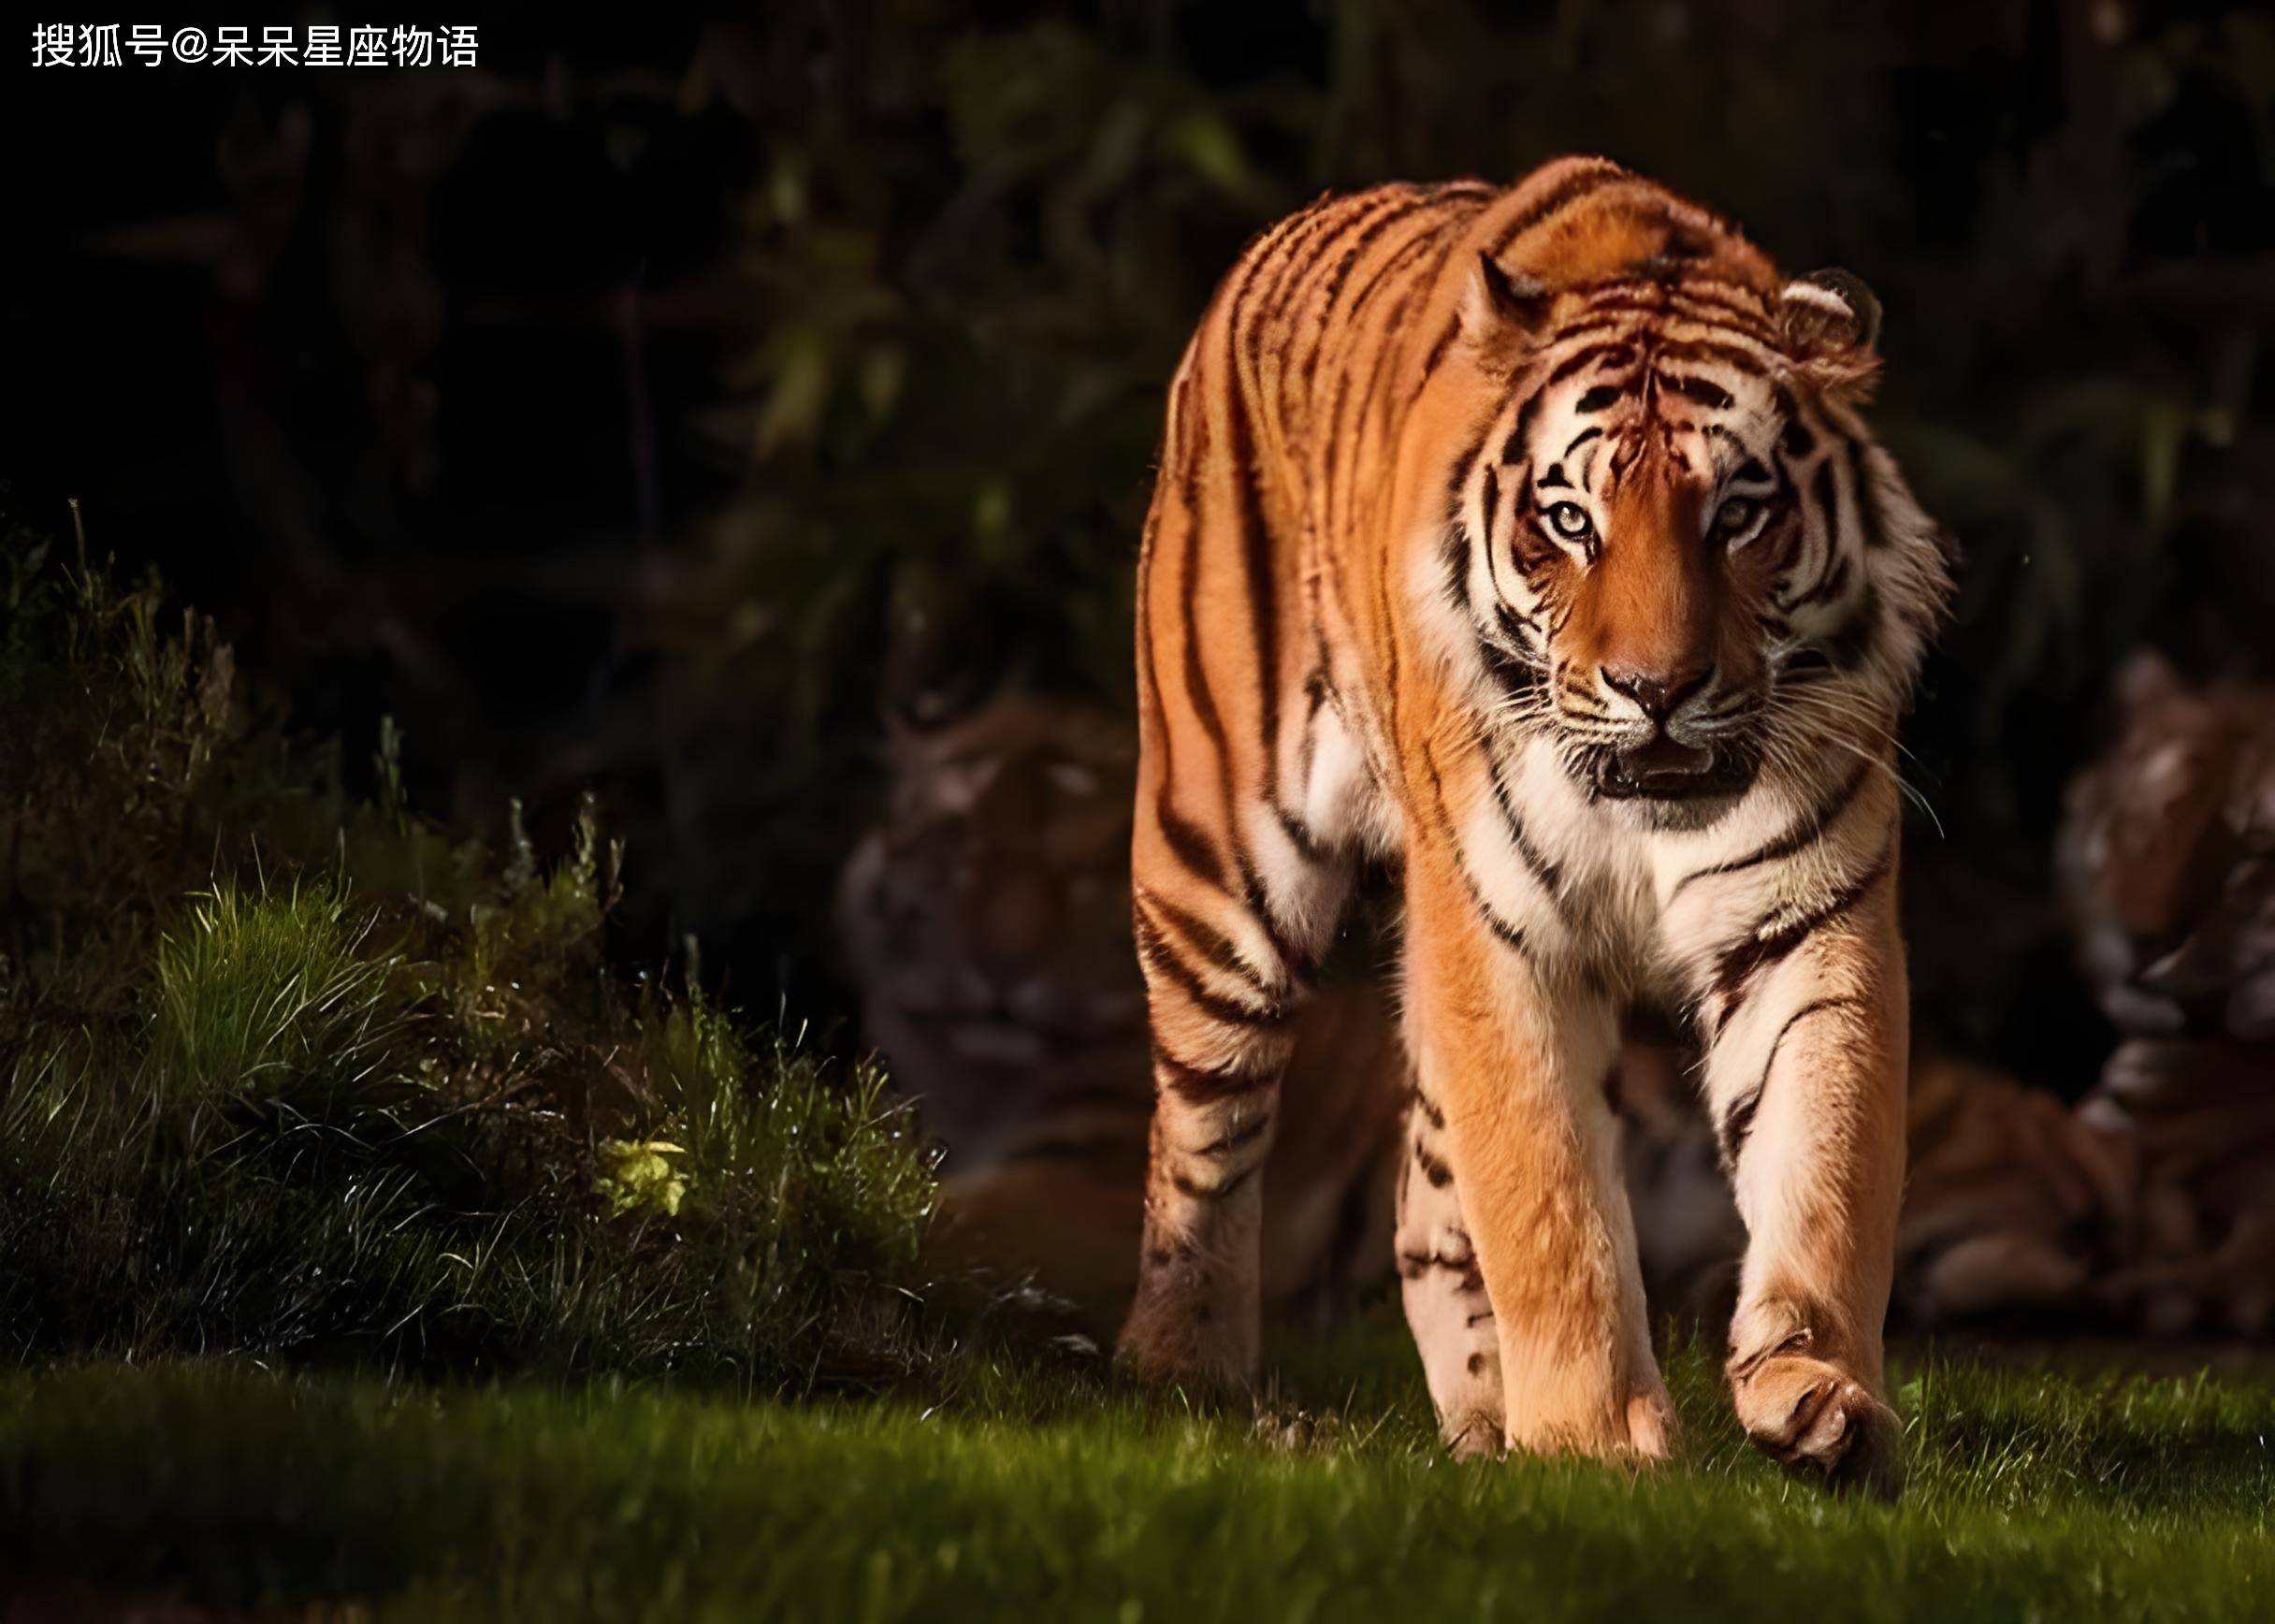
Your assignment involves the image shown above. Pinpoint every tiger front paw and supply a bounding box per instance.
[1502,1364,1677,1464]
[1730,1350,1904,1500]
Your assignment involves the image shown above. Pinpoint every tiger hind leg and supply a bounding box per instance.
[1118,841,1350,1390]
[1114,773,1346,1383]
[1395,1085,1504,1457]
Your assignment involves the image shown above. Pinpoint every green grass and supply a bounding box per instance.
[4,1331,2271,1621]
[6,499,2272,1619]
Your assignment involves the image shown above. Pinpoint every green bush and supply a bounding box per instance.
[0,523,939,1388]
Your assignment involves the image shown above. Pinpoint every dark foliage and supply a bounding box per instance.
[7,3,2274,1092]
[0,529,938,1383]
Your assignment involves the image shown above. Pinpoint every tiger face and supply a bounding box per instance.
[1446,252,1938,831]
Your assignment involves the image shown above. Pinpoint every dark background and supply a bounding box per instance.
[7,2,2273,1093]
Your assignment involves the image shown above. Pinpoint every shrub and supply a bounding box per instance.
[0,520,938,1388]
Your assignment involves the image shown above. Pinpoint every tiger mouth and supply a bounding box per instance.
[1583,736,1761,803]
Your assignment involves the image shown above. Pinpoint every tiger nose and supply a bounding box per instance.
[1601,662,1713,723]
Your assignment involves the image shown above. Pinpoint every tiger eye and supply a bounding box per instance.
[1546,501,1594,542]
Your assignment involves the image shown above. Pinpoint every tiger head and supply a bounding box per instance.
[1438,202,1951,829]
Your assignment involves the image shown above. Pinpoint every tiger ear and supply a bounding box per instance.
[1779,268,1881,356]
[1459,252,1552,354]
[1778,268,1881,396]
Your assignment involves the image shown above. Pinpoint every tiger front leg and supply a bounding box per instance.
[1703,863,1909,1499]
[1400,845,1673,1462]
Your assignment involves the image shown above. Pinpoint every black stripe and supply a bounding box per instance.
[1717,995,1865,1171]
[1790,552,1850,613]
[1335,210,1451,346]
[1702,420,1746,464]
[1482,635,1541,700]
[1253,195,1377,432]
[1335,201,1495,753]
[1441,524,1471,613]
[1318,228,1441,494]
[1446,841,1536,955]
[1709,836,1894,1034]
[1846,438,1890,549]
[1274,805,1329,865]
[1227,393,1282,793]
[1492,599,1539,649]
[1195,1111,1275,1159]
[1133,904,1292,1030]
[1165,371,1195,469]
[1669,761,1871,902]
[1666,372,1735,411]
[1550,294,1771,350]
[1154,1046,1280,1105]
[1298,190,1446,387]
[1137,385,1219,889]
[1234,852,1313,982]
[1137,887,1284,1000]
[1222,245,1290,818]
[1651,336,1777,371]
[1155,796,1227,888]
[1812,456,1839,542]
[1500,357,1557,463]
[1398,1248,1487,1285]
[1489,161,1630,254]
[1421,737,1534,958]
[1445,428,1489,516]
[1418,317,1462,385]
[1717,1088,1762,1176]
[1548,341,1639,387]
[1788,455,1843,607]
[1484,750,1569,905]
[1176,401,1230,769]
[1771,383,1812,452]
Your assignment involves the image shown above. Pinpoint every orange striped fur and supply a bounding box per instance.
[1121,158,1952,1496]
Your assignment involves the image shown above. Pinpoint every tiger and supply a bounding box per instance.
[1120,156,1953,1496]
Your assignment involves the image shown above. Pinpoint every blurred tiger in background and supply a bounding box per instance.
[1122,157,1950,1494]
[836,689,1407,1338]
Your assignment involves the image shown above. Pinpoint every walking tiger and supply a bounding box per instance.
[1121,156,1952,1496]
